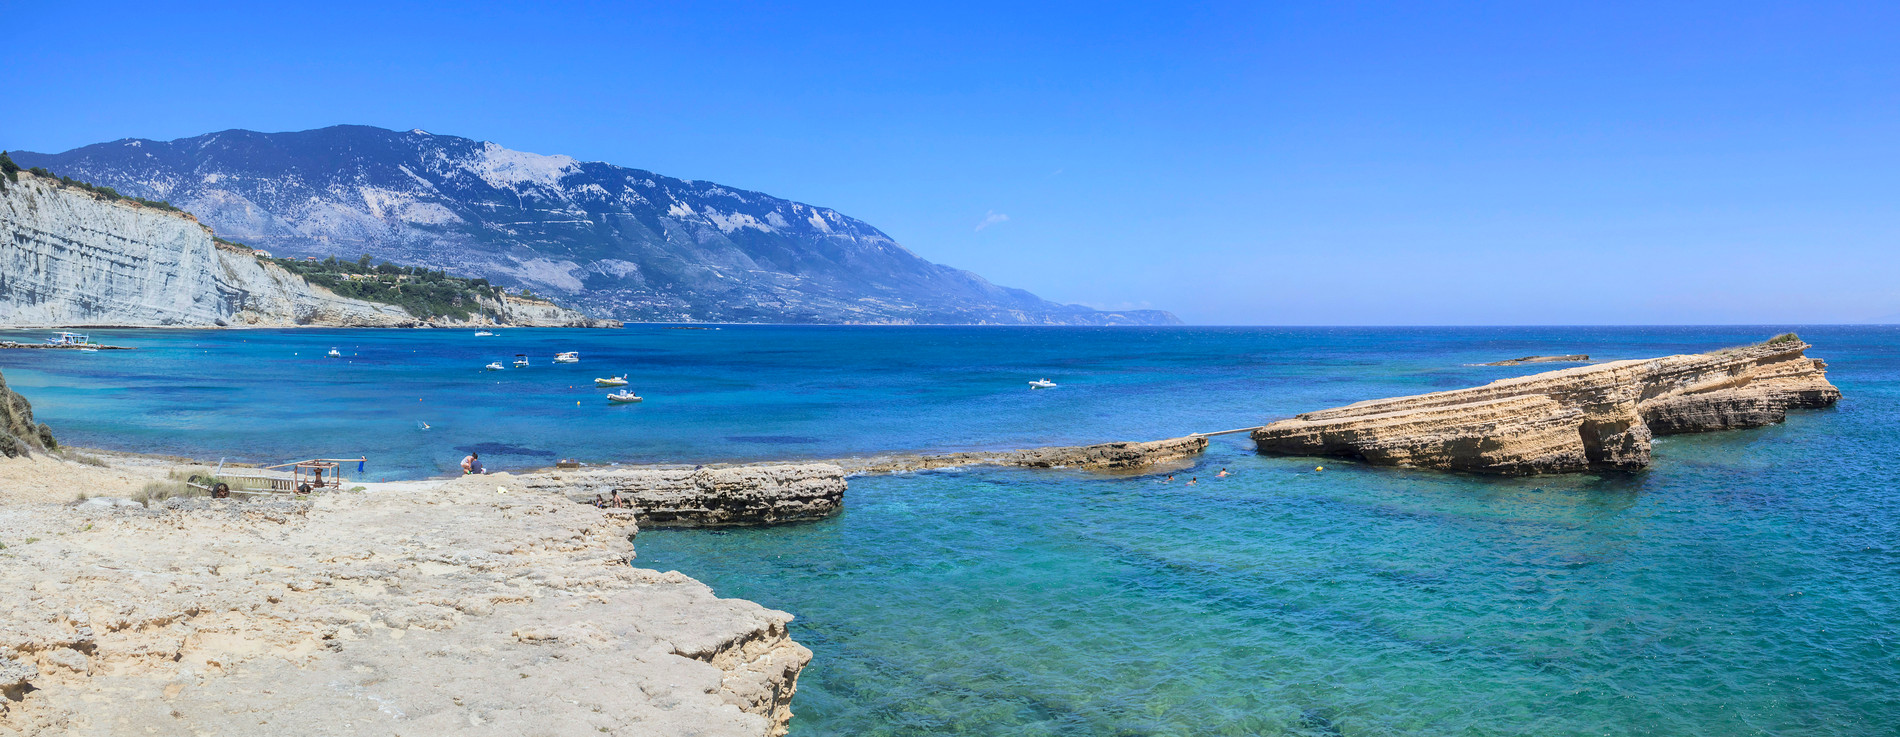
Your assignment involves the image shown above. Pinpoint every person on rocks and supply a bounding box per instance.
[610,489,626,509]
[461,452,484,475]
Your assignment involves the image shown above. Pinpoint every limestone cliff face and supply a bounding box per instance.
[1253,339,1840,475]
[521,464,846,527]
[0,173,611,328]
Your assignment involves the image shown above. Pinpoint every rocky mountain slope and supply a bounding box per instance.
[1252,336,1840,475]
[0,171,608,327]
[14,126,1178,325]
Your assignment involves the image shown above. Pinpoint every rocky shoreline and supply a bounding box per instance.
[1253,336,1840,475]
[0,472,807,736]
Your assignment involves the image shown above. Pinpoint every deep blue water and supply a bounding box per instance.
[3,325,1896,734]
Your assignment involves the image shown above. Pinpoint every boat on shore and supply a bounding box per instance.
[607,390,643,403]
[554,351,580,363]
[595,375,628,387]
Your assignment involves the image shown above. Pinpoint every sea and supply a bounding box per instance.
[1,325,1895,735]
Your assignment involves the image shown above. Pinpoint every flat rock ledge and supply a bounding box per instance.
[840,435,1209,475]
[1254,338,1840,475]
[519,464,846,528]
[0,474,809,736]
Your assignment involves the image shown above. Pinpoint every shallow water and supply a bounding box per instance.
[4,325,1896,733]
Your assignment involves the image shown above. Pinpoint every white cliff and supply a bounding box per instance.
[0,173,610,328]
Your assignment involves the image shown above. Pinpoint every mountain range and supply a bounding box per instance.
[13,126,1177,325]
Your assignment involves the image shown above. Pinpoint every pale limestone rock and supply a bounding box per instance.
[1254,339,1840,475]
[522,464,845,527]
[0,474,808,736]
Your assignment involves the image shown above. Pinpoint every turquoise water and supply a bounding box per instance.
[3,325,1896,734]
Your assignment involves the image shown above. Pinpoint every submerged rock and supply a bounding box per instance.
[1253,337,1840,475]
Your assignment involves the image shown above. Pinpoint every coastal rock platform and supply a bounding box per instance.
[1253,337,1840,475]
[520,464,847,528]
[840,435,1210,475]
[0,473,809,736]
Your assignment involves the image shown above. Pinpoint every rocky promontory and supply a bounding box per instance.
[840,435,1209,475]
[0,473,809,736]
[519,464,846,527]
[1253,336,1840,475]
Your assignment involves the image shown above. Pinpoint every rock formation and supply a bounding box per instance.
[1252,337,1840,475]
[0,172,610,328]
[0,474,809,736]
[1480,354,1589,366]
[842,435,1209,475]
[519,464,846,527]
[0,369,56,458]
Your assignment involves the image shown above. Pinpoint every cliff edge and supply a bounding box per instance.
[0,172,611,327]
[1252,336,1840,475]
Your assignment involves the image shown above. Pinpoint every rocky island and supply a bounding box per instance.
[1253,336,1840,475]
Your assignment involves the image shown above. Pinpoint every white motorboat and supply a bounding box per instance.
[485,362,505,371]
[595,375,629,387]
[327,348,342,358]
[513,354,530,368]
[474,330,495,337]
[46,332,90,347]
[606,391,643,404]
[1028,379,1058,389]
[553,351,580,363]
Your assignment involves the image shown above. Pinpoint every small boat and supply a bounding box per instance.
[474,330,495,337]
[1029,379,1058,389]
[485,362,505,371]
[553,351,580,363]
[327,348,342,358]
[606,391,643,403]
[46,331,90,347]
[513,354,530,368]
[595,375,628,387]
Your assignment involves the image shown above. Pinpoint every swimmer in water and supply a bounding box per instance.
[1187,477,1198,485]
[1165,474,1175,483]
[1216,468,1228,477]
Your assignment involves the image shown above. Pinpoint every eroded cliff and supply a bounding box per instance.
[0,173,608,328]
[1252,337,1840,475]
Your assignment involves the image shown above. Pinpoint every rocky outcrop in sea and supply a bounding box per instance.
[1252,337,1840,475]
[0,172,609,328]
[521,464,847,527]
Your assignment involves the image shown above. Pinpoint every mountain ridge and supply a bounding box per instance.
[13,126,1178,325]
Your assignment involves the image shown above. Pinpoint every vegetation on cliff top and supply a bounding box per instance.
[269,254,506,321]
[1,155,182,212]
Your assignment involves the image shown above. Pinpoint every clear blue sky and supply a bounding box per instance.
[6,1,1897,324]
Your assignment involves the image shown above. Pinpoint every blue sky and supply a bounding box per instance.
[6,1,1897,324]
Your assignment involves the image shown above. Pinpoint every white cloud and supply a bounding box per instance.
[975,211,1010,231]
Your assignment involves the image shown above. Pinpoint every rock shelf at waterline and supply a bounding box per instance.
[1253,336,1840,475]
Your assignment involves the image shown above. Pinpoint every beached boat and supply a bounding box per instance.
[595,375,628,387]
[474,330,495,336]
[606,391,643,403]
[485,362,505,371]
[327,348,342,358]
[513,354,530,367]
[553,351,580,363]
[1029,379,1058,389]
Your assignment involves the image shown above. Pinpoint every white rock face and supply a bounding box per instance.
[0,174,412,327]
